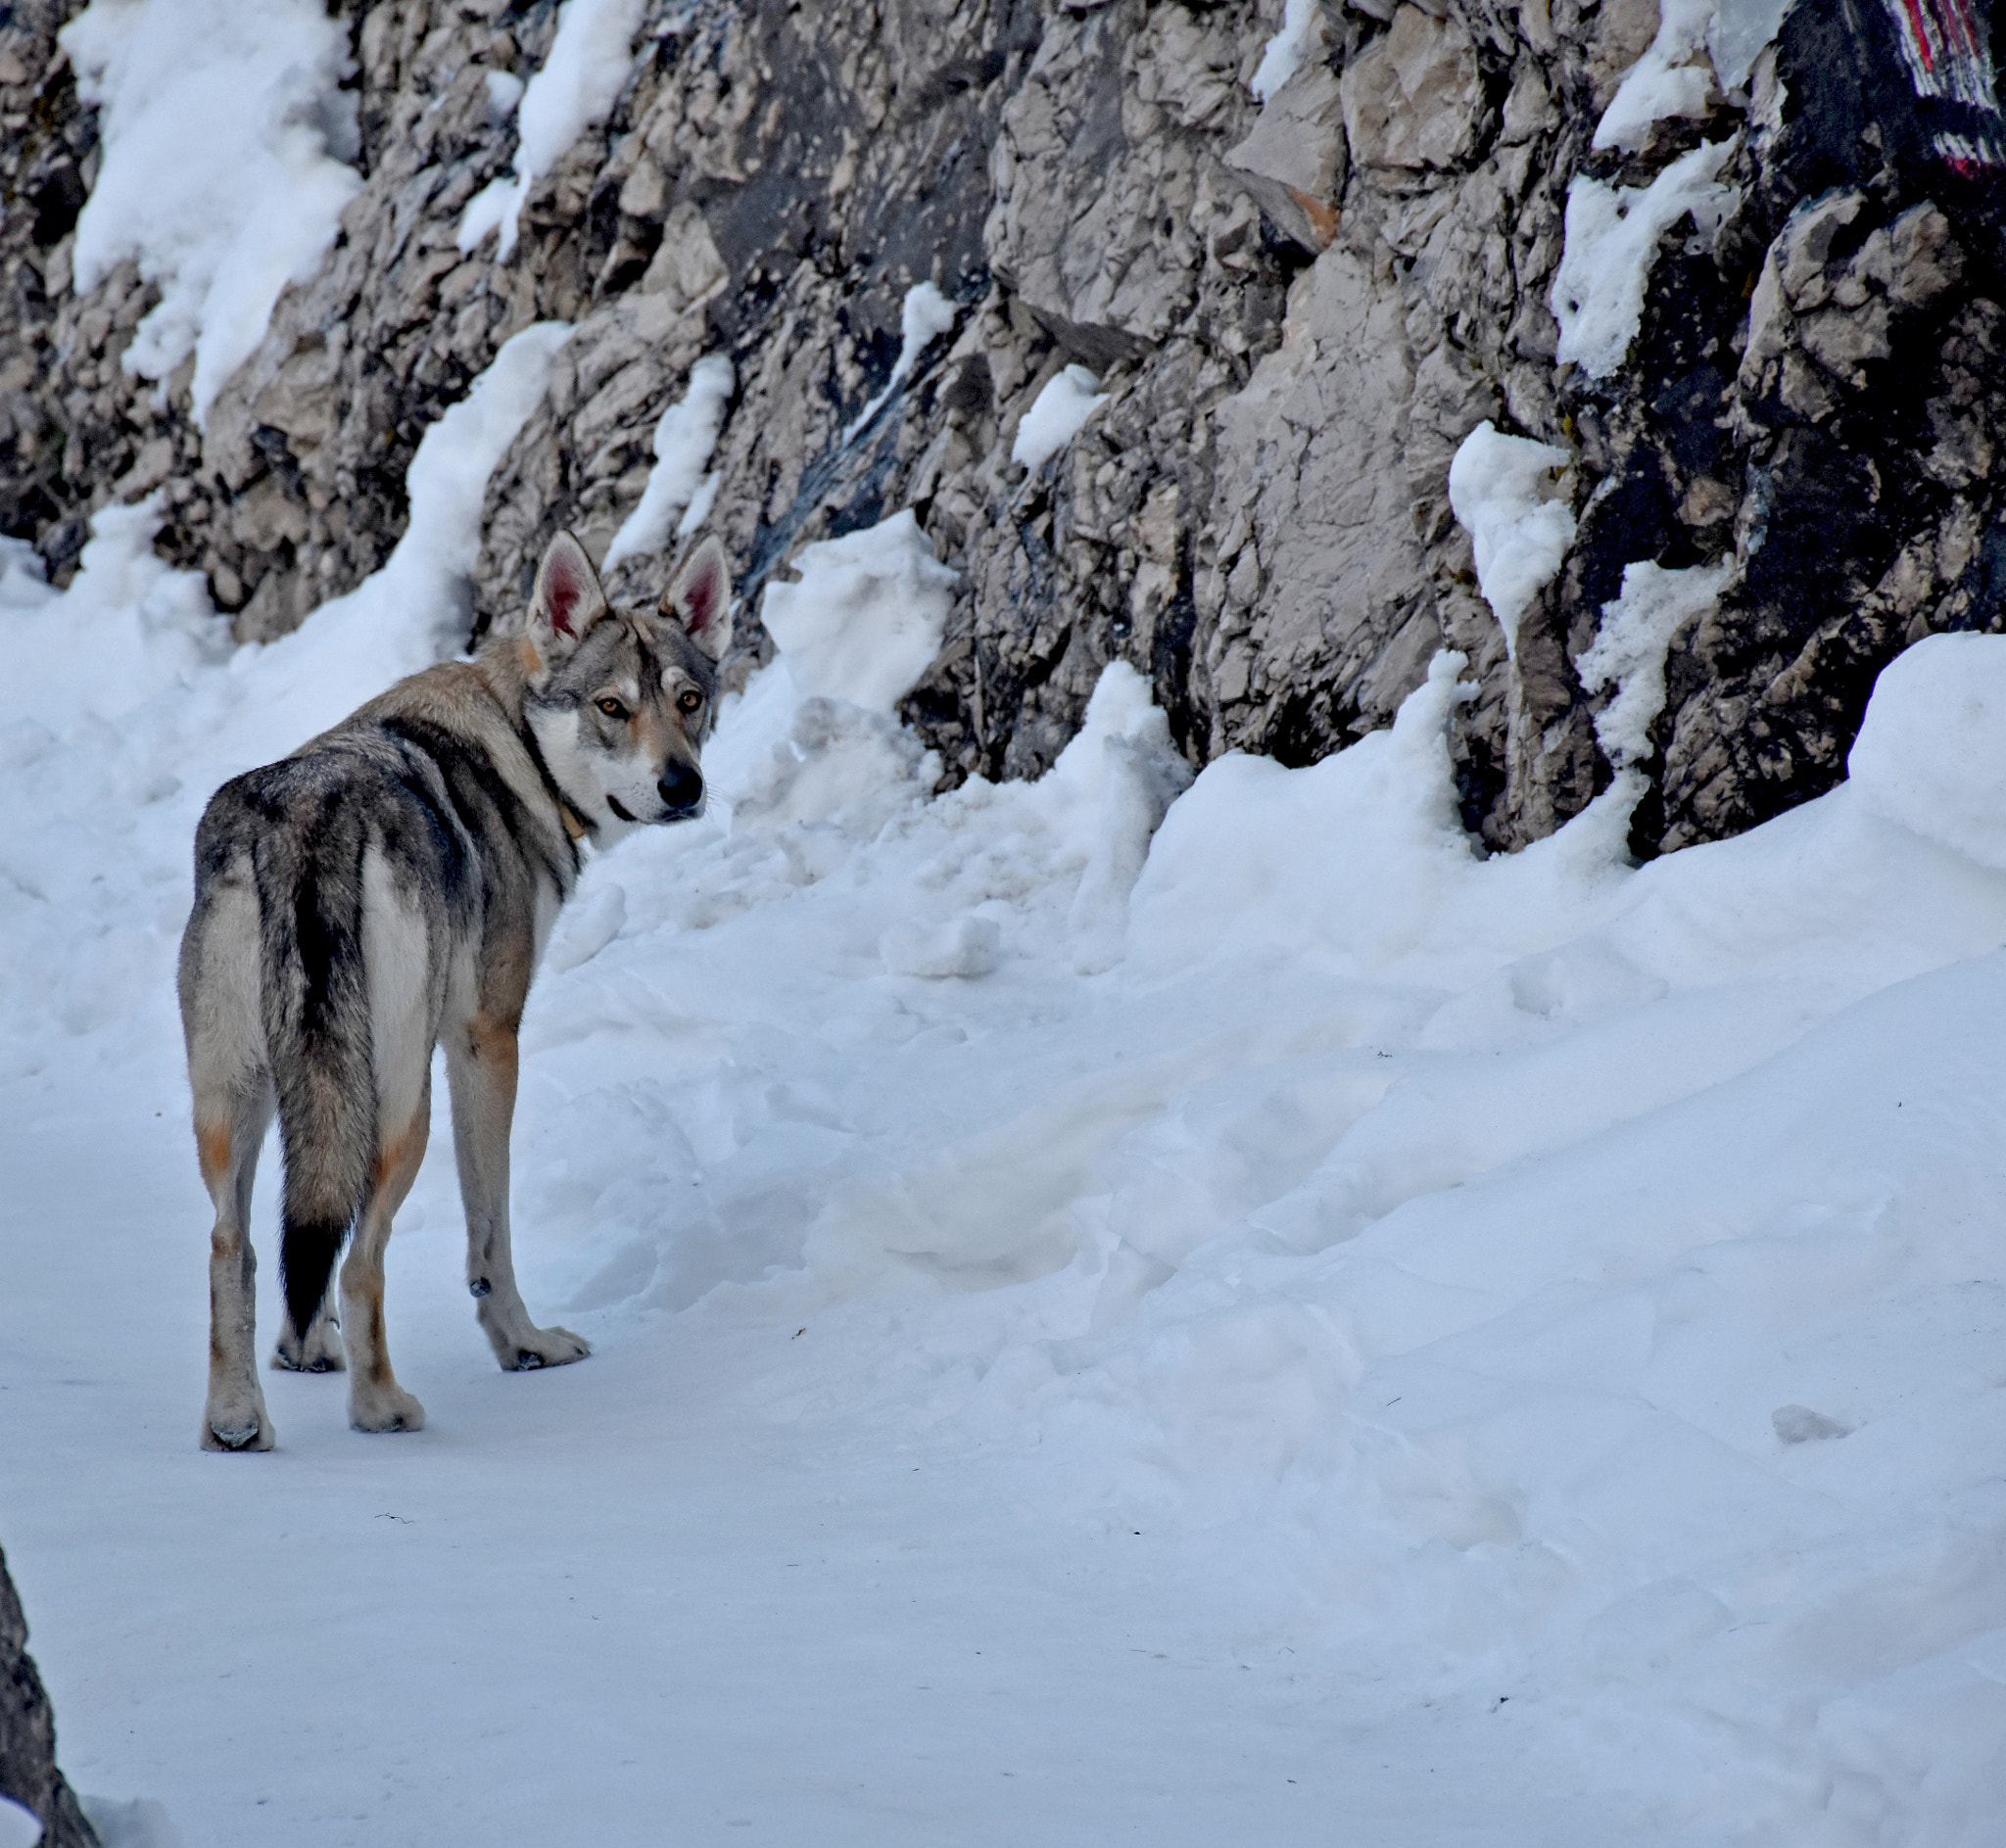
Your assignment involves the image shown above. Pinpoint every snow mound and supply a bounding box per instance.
[59,0,361,423]
[1849,632,2006,870]
[756,510,957,716]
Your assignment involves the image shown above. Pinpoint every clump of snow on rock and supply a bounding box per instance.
[59,0,362,422]
[1593,0,1718,151]
[844,282,959,442]
[1576,558,1730,768]
[1012,365,1110,471]
[601,356,735,571]
[458,0,646,261]
[1447,421,1577,655]
[1550,139,1737,378]
[1250,0,1319,102]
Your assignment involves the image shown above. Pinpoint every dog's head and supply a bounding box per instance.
[519,530,734,841]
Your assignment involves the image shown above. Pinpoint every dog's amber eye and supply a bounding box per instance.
[596,696,627,720]
[677,689,703,715]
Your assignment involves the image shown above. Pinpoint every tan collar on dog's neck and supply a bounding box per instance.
[558,804,591,842]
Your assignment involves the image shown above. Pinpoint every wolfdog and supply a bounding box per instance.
[179,531,731,1448]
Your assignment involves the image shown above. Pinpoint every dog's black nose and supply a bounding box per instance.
[656,760,703,817]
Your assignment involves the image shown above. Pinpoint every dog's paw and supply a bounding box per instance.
[349,1385,426,1434]
[503,1326,592,1371]
[270,1318,346,1373]
[202,1400,275,1451]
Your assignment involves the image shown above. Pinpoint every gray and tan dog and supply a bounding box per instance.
[179,531,731,1448]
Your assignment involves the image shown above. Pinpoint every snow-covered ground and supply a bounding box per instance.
[9,386,2006,1840]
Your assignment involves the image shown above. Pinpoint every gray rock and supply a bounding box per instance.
[1224,62,1348,253]
[0,1544,98,1848]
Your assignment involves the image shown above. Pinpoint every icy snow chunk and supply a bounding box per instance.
[1594,0,1718,152]
[1577,559,1730,767]
[1448,422,1577,656]
[844,283,959,442]
[458,0,646,261]
[882,915,1001,979]
[601,356,735,571]
[1551,139,1737,378]
[1251,0,1318,102]
[0,1796,41,1848]
[1012,365,1110,471]
[1773,1403,1852,1443]
[1710,0,1793,91]
[759,509,956,715]
[60,0,362,424]
[1848,633,2006,871]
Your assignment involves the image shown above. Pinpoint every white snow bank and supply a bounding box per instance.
[59,0,361,423]
[1551,139,1737,378]
[1447,422,1576,655]
[1251,0,1318,103]
[1594,0,1718,151]
[1576,558,1730,768]
[844,283,959,442]
[1012,365,1109,471]
[1848,632,2006,871]
[458,0,646,261]
[601,356,736,572]
[754,509,956,717]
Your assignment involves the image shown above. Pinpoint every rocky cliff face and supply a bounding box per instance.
[4,0,2005,859]
[0,1544,97,1848]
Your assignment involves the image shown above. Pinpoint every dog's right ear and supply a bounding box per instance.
[526,531,609,670]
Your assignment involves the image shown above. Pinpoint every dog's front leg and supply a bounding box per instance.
[447,1011,591,1372]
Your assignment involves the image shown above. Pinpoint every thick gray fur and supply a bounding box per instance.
[179,532,732,1446]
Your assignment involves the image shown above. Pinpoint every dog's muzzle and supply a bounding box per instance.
[656,760,703,821]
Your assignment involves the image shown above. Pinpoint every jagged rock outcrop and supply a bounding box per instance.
[6,0,2006,860]
[0,1544,97,1848]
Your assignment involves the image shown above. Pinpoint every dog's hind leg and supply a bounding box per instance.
[340,849,435,1433]
[271,1292,344,1372]
[197,1079,278,1450]
[184,862,280,1451]
[339,1081,430,1432]
[446,1011,591,1372]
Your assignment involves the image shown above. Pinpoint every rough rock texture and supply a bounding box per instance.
[0,1544,97,1848]
[8,0,2006,858]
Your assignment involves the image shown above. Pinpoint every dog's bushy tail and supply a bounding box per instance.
[257,826,375,1341]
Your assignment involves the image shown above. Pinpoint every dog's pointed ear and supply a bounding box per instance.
[661,536,733,663]
[527,531,609,665]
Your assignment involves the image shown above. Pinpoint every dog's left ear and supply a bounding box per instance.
[661,536,733,663]
[527,531,609,668]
